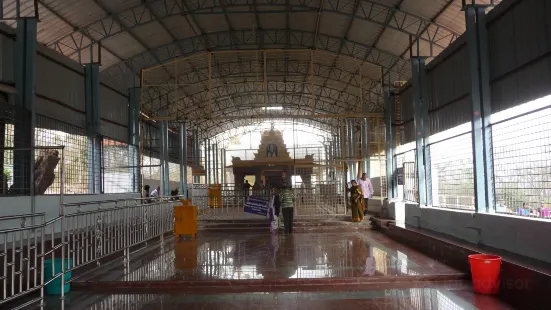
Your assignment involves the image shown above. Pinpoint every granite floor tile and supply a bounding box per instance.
[76,230,462,284]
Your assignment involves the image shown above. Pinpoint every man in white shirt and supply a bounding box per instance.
[358,173,373,216]
[150,186,160,198]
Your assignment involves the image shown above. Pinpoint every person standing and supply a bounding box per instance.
[150,185,160,198]
[243,180,252,197]
[358,173,373,216]
[143,185,150,198]
[349,180,364,222]
[280,185,295,234]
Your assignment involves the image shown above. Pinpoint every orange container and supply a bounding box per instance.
[174,202,198,239]
[468,254,501,295]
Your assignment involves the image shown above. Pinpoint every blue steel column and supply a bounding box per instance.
[464,3,495,213]
[384,87,395,199]
[390,101,397,198]
[360,119,366,176]
[365,119,371,178]
[411,57,428,206]
[206,139,211,184]
[13,18,37,196]
[213,142,218,184]
[85,63,102,194]
[128,87,141,193]
[179,122,188,198]
[349,120,354,179]
[160,120,170,196]
[221,148,226,185]
[196,130,200,165]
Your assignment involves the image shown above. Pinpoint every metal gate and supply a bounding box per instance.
[403,162,418,202]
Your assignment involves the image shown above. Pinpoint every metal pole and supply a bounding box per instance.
[340,119,348,208]
[206,139,211,184]
[384,88,394,199]
[464,3,495,213]
[160,120,170,196]
[195,129,200,165]
[179,122,187,198]
[411,58,427,206]
[221,148,226,186]
[366,119,371,178]
[213,142,218,184]
[347,119,354,181]
[14,18,37,198]
[128,87,141,193]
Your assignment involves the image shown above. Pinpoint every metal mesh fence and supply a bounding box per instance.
[35,115,89,194]
[102,138,138,193]
[429,132,475,211]
[492,108,551,218]
[1,146,65,197]
[191,164,347,221]
[2,115,90,196]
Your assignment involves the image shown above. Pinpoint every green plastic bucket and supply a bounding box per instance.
[44,259,72,295]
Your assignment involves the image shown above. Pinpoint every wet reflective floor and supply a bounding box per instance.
[43,283,515,310]
[77,229,463,283]
[49,227,519,309]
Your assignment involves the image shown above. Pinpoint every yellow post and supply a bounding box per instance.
[208,184,222,208]
[174,199,197,239]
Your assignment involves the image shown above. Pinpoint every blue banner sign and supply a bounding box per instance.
[244,197,270,216]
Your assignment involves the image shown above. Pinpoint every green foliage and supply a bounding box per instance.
[2,169,11,182]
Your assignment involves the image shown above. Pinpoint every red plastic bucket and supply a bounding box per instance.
[468,254,501,294]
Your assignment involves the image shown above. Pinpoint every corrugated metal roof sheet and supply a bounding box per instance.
[0,0,506,126]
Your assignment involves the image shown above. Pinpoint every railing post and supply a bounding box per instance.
[463,1,495,213]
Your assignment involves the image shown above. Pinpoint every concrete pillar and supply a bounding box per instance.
[13,18,37,196]
[464,3,495,212]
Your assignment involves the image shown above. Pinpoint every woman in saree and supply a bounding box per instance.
[349,180,364,222]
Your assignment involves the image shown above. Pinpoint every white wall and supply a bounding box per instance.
[386,202,551,264]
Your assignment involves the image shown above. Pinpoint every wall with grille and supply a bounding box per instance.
[397,0,551,143]
[386,0,551,263]
[0,23,130,142]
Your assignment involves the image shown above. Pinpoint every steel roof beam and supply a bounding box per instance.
[37,0,128,66]
[47,0,459,60]
[151,88,373,117]
[370,0,406,49]
[102,29,411,79]
[142,0,197,114]
[90,0,174,87]
[388,0,456,74]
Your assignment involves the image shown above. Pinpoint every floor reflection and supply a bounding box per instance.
[89,230,461,283]
[46,286,515,310]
